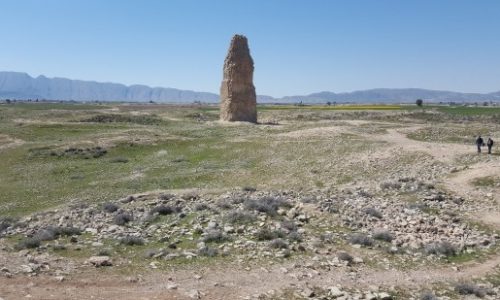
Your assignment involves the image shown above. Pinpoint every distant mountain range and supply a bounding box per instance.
[1,71,499,103]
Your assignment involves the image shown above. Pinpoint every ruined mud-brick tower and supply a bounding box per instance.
[220,34,257,123]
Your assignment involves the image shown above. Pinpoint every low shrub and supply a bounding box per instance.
[337,252,353,263]
[81,114,163,125]
[198,246,218,257]
[114,212,133,225]
[255,228,286,241]
[150,205,180,215]
[269,238,288,249]
[373,230,394,242]
[420,291,438,300]
[202,230,230,243]
[349,233,374,247]
[281,220,297,231]
[425,241,457,256]
[364,207,383,219]
[109,157,129,163]
[224,210,256,224]
[216,200,233,210]
[58,226,82,236]
[97,248,112,256]
[244,196,291,216]
[103,202,119,213]
[380,181,402,190]
[120,236,144,246]
[15,237,41,250]
[194,203,210,211]
[0,217,17,233]
[287,231,303,242]
[454,282,486,298]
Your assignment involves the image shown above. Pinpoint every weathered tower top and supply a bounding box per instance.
[219,34,257,123]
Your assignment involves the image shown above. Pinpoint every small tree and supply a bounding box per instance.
[326,101,331,106]
[416,99,423,107]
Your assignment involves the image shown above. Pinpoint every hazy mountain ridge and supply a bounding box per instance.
[1,71,499,103]
[281,88,500,103]
[0,72,219,103]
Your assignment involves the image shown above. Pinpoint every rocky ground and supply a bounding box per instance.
[1,108,500,299]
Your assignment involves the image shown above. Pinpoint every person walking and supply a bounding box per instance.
[487,138,494,154]
[476,135,484,153]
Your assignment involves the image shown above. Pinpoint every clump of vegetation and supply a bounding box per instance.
[202,230,230,243]
[287,231,303,242]
[420,291,438,300]
[36,228,58,241]
[52,244,67,251]
[242,186,257,192]
[244,196,291,216]
[373,230,394,242]
[255,228,286,241]
[224,210,256,224]
[425,241,457,257]
[194,203,211,211]
[380,181,402,190]
[337,252,353,264]
[150,205,180,215]
[281,220,297,232]
[32,226,82,242]
[97,248,112,256]
[120,236,145,246]
[15,237,41,250]
[407,202,429,211]
[216,200,233,210]
[269,238,288,249]
[158,194,174,201]
[0,217,17,233]
[81,114,164,125]
[364,207,383,219]
[230,196,247,205]
[103,202,119,213]
[113,212,133,225]
[198,246,218,257]
[109,157,129,163]
[454,282,486,298]
[349,233,374,247]
[62,146,107,159]
[57,226,82,236]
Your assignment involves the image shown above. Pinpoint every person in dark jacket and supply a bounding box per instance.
[476,136,484,153]
[487,138,494,154]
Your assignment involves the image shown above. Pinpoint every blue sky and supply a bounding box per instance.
[1,0,499,97]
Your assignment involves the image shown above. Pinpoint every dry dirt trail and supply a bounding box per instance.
[0,134,24,151]
[367,126,471,164]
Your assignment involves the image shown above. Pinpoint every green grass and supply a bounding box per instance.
[0,103,385,216]
[437,106,500,116]
[258,104,402,111]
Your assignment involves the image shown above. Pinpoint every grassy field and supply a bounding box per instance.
[0,102,498,217]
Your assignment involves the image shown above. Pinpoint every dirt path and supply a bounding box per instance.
[0,134,24,151]
[368,127,471,163]
[2,253,500,300]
